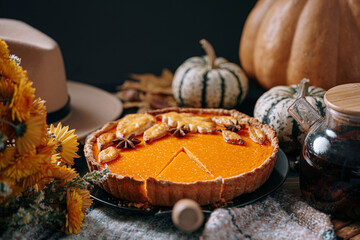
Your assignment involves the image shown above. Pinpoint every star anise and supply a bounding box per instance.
[113,134,141,149]
[224,120,243,132]
[168,125,190,137]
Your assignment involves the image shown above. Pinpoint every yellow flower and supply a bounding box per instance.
[16,114,46,155]
[0,146,16,170]
[0,77,15,104]
[0,38,10,57]
[31,98,47,117]
[0,61,29,86]
[0,39,29,99]
[0,39,28,86]
[21,166,50,191]
[20,144,55,189]
[2,150,44,181]
[0,114,14,140]
[0,39,25,87]
[65,189,84,234]
[22,156,78,191]
[10,77,35,122]
[20,170,45,191]
[37,142,56,158]
[40,157,78,184]
[51,165,79,184]
[49,123,80,166]
[0,78,15,138]
[75,188,93,213]
[50,153,61,164]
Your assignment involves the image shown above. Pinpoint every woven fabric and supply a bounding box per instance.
[0,204,203,240]
[1,189,336,240]
[201,189,336,240]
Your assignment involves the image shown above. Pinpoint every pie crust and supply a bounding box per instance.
[84,108,279,206]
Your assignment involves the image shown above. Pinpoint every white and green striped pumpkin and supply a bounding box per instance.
[172,39,248,108]
[254,79,326,153]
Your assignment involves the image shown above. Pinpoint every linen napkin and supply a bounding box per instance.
[201,188,336,240]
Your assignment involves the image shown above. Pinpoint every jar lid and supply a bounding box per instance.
[324,83,360,116]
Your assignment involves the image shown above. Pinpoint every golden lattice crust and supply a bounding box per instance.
[84,107,279,206]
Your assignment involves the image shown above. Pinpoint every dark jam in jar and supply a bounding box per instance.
[289,83,360,220]
[300,129,360,220]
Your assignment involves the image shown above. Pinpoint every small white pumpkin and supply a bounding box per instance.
[254,79,326,153]
[172,39,248,108]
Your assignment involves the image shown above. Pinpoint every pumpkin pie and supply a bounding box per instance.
[84,108,279,206]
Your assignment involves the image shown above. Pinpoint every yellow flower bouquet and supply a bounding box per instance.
[0,38,108,234]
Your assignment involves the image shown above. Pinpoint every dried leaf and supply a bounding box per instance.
[119,69,174,95]
[115,68,176,112]
[130,68,173,88]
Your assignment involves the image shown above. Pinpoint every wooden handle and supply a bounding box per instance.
[172,199,204,232]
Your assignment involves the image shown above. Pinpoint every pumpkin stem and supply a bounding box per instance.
[200,39,216,69]
[298,78,310,97]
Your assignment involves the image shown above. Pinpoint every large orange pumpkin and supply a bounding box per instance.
[239,0,360,90]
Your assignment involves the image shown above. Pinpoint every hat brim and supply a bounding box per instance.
[57,81,123,142]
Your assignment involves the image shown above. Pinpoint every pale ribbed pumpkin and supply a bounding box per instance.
[172,39,248,108]
[254,79,326,153]
[239,0,360,90]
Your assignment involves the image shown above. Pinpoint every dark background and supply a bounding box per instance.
[1,1,257,89]
[1,1,263,116]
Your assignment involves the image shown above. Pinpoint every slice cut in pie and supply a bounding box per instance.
[84,108,279,206]
[156,147,215,182]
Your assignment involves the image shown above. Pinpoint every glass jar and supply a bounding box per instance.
[289,82,360,219]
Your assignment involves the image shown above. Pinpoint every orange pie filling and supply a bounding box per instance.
[84,108,279,206]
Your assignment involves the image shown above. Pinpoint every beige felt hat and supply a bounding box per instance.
[0,18,123,141]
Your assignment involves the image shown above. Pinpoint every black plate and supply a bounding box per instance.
[74,147,289,215]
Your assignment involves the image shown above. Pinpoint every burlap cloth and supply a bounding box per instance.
[1,188,336,240]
